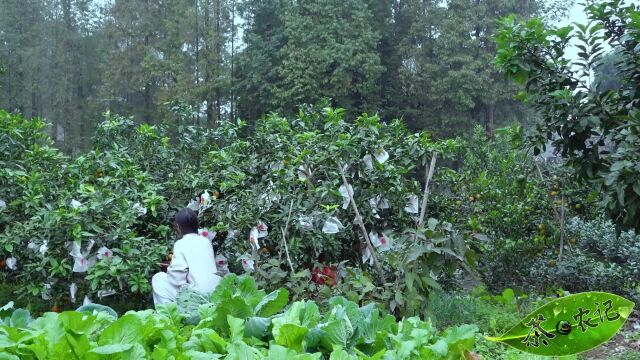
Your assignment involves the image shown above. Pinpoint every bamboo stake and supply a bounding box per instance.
[415,155,438,242]
[281,200,295,273]
[337,162,387,284]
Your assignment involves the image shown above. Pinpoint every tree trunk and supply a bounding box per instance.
[230,0,235,122]
[214,0,222,127]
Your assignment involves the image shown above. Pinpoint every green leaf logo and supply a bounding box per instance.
[486,292,635,356]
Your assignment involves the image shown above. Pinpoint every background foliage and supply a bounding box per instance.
[0,0,575,154]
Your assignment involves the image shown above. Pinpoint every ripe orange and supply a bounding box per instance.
[52,305,61,313]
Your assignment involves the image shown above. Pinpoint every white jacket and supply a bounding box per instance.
[167,233,220,294]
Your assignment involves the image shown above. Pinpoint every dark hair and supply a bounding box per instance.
[175,208,198,235]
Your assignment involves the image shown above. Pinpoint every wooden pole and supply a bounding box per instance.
[337,162,386,284]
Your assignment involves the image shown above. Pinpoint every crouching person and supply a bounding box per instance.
[152,207,221,305]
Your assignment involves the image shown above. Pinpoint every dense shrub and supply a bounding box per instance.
[0,106,471,315]
[0,110,169,305]
[431,125,593,291]
[529,217,640,303]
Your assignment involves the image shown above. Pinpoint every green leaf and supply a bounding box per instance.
[9,309,31,328]
[121,343,147,360]
[442,324,478,359]
[228,315,245,342]
[98,314,144,345]
[276,324,309,353]
[226,341,263,360]
[266,345,322,360]
[0,353,19,360]
[244,317,271,339]
[183,328,227,354]
[486,292,635,356]
[329,348,357,360]
[321,316,354,351]
[255,288,289,317]
[90,343,134,354]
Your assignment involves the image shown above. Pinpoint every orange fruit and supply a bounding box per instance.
[52,305,61,313]
[167,253,173,261]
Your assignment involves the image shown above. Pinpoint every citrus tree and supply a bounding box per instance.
[0,104,470,315]
[495,0,640,230]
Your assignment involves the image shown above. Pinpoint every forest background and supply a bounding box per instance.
[0,0,587,154]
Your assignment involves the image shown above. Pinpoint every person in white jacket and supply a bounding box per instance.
[152,208,221,305]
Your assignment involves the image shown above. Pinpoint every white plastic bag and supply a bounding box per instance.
[322,217,343,234]
[96,246,113,260]
[41,283,52,300]
[249,227,260,250]
[215,254,229,275]
[0,199,6,209]
[370,231,392,251]
[200,190,211,206]
[97,289,116,298]
[198,191,213,214]
[70,283,77,303]
[373,147,389,164]
[83,296,92,306]
[257,221,268,238]
[70,241,96,273]
[5,257,16,270]
[298,164,311,181]
[240,256,255,272]
[226,230,239,241]
[133,202,147,216]
[187,198,200,212]
[259,181,280,207]
[199,228,216,241]
[298,215,314,232]
[39,240,48,255]
[70,199,82,209]
[363,154,374,170]
[404,195,419,214]
[362,247,374,266]
[339,184,353,210]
